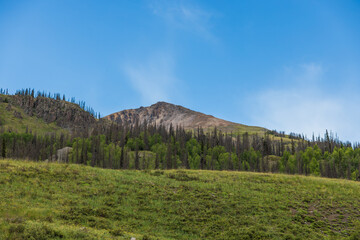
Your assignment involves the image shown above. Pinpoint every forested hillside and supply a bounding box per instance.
[0,88,99,132]
[0,89,359,180]
[0,97,63,135]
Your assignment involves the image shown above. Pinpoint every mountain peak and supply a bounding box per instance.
[104,102,265,133]
[150,101,186,109]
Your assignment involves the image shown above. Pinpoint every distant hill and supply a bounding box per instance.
[0,94,97,133]
[0,92,294,141]
[0,95,63,134]
[105,101,266,134]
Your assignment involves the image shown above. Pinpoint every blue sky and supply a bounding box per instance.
[0,0,360,141]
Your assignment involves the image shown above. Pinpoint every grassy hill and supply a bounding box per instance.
[0,97,64,134]
[1,160,360,239]
[0,93,99,135]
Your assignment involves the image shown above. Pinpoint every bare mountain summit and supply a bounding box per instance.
[104,102,266,133]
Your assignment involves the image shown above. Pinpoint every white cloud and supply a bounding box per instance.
[123,1,215,106]
[249,63,360,142]
[122,53,178,104]
[149,0,216,41]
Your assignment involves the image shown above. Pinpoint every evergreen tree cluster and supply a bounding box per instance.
[1,118,360,180]
[0,88,9,95]
[12,88,100,119]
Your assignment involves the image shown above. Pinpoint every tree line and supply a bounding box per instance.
[1,117,360,180]
[1,88,101,119]
[1,89,360,180]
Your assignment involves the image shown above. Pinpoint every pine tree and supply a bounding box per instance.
[155,152,159,169]
[120,145,124,169]
[134,144,140,170]
[1,139,6,158]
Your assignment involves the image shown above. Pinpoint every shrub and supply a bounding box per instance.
[167,171,199,181]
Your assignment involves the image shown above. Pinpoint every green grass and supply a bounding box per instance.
[202,124,267,136]
[206,124,300,144]
[232,124,267,135]
[0,97,65,134]
[1,159,360,239]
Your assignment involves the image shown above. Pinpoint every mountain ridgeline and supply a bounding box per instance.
[9,94,96,130]
[105,101,266,134]
[0,89,359,181]
[0,89,98,134]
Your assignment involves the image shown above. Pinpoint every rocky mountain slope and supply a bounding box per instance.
[104,101,266,134]
[2,94,265,135]
[1,94,97,133]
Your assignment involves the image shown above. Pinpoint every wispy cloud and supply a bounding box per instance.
[122,1,215,106]
[149,0,216,41]
[122,53,178,104]
[248,63,360,142]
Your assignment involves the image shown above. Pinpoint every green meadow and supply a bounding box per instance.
[1,159,360,239]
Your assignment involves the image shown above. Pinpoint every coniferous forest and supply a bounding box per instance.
[1,88,360,181]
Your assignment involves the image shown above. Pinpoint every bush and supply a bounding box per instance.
[150,170,164,176]
[349,221,360,240]
[22,222,63,240]
[8,224,25,234]
[110,228,124,236]
[167,171,199,181]
[142,235,152,240]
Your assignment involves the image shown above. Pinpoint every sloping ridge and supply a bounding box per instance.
[1,94,97,132]
[104,101,266,133]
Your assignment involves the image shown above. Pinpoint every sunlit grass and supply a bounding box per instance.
[1,159,360,239]
[0,99,65,135]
